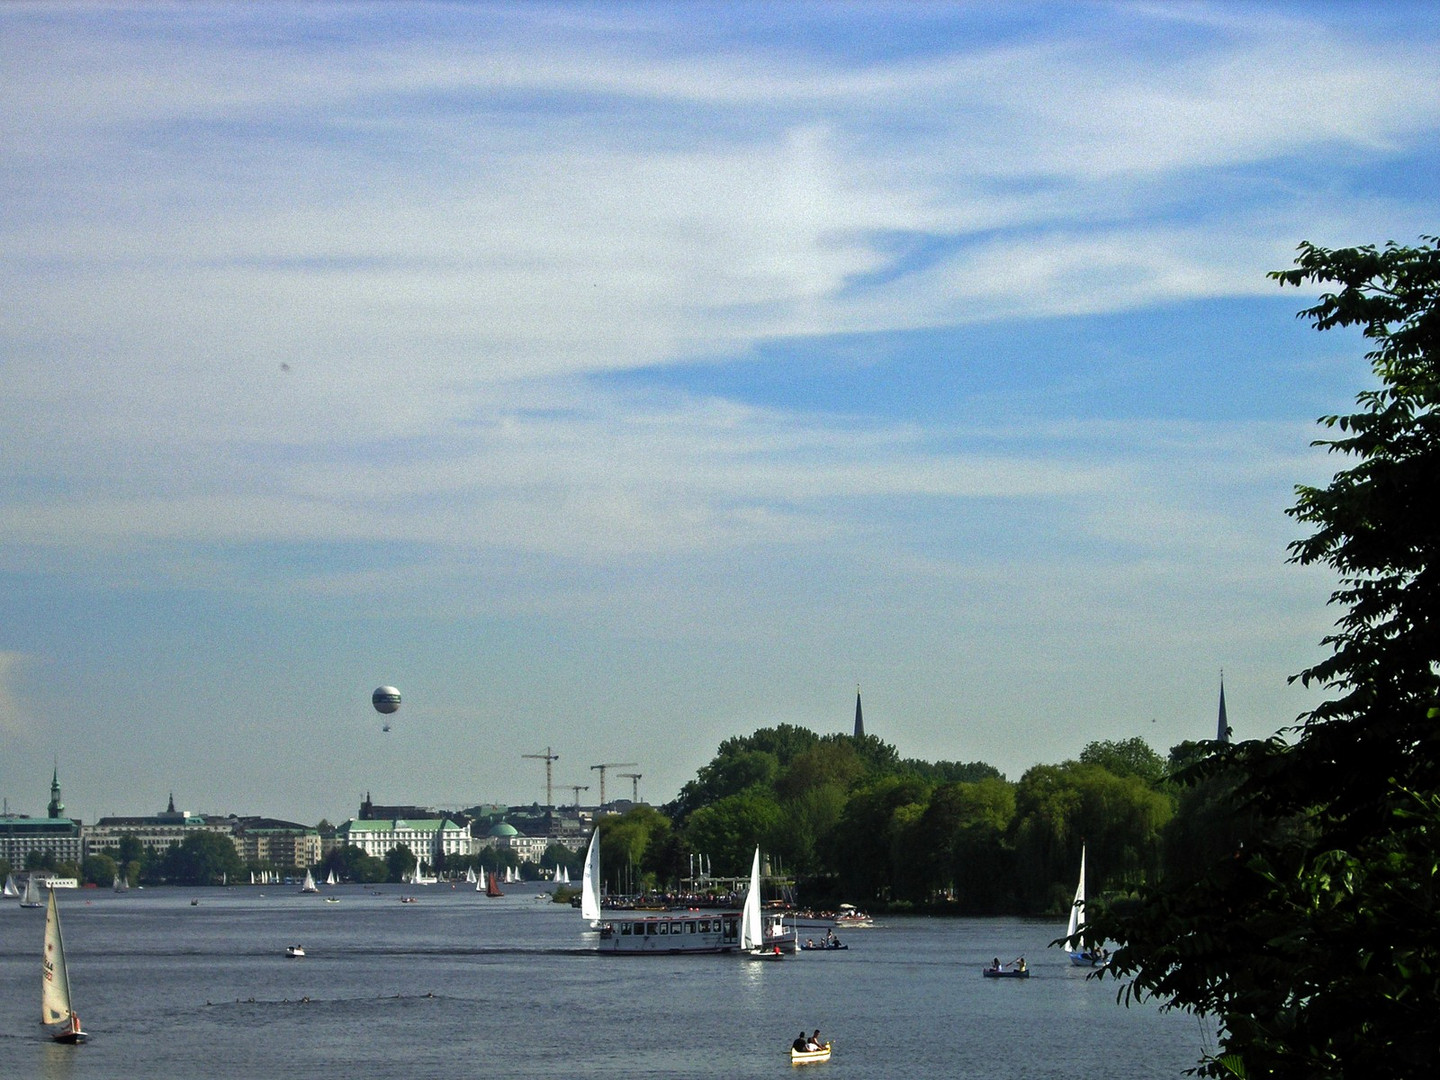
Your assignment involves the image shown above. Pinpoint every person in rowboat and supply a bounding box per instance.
[793,1032,810,1052]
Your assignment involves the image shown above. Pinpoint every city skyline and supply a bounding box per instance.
[4,3,1440,824]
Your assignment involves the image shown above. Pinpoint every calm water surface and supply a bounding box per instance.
[1,884,1215,1079]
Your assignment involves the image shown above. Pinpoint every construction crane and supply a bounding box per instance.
[617,772,643,803]
[589,761,637,807]
[522,747,560,830]
[568,784,590,808]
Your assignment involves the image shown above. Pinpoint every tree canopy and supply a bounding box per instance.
[1095,238,1440,1079]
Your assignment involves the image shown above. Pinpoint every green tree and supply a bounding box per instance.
[682,789,785,876]
[159,831,244,886]
[1080,738,1166,787]
[823,775,932,904]
[386,844,416,884]
[83,852,117,887]
[1098,238,1440,1079]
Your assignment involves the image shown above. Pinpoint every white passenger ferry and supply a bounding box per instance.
[598,912,742,954]
[597,909,797,954]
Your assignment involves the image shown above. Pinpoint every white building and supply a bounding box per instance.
[334,818,472,864]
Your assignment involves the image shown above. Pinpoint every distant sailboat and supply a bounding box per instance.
[299,869,318,894]
[326,869,337,886]
[1065,844,1108,967]
[42,888,86,1043]
[20,875,44,909]
[4,872,20,898]
[580,829,602,927]
[486,872,503,897]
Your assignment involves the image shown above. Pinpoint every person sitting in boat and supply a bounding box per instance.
[1016,957,1027,972]
[806,938,816,949]
[991,956,1002,971]
[808,1029,824,1050]
[793,1032,810,1052]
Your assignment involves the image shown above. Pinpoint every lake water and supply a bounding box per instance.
[1,884,1216,1079]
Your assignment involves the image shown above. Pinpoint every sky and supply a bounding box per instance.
[3,2,1439,827]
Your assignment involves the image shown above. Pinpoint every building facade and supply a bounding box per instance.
[0,770,83,868]
[334,818,472,863]
[84,794,240,860]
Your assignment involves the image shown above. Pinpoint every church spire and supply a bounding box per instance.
[1217,672,1230,743]
[47,765,64,819]
[854,684,864,739]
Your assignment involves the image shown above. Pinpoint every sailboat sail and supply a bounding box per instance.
[1065,844,1107,966]
[580,829,602,926]
[1066,844,1086,946]
[739,846,764,952]
[3,873,18,898]
[21,874,43,908]
[42,888,84,1041]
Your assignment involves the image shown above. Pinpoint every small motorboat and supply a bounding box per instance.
[285,945,305,958]
[790,1041,832,1066]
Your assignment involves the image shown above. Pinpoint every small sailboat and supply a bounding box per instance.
[20,874,44,909]
[1066,844,1108,967]
[299,869,318,894]
[486,872,504,897]
[42,888,86,1043]
[3,872,19,898]
[580,829,602,928]
[326,869,337,886]
[740,846,782,959]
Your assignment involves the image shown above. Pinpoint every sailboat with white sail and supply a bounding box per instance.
[580,828,602,928]
[739,846,788,958]
[299,869,318,894]
[42,888,86,1043]
[1065,844,1108,967]
[3,872,18,898]
[20,874,44,909]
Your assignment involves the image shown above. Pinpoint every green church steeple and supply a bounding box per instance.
[48,766,65,819]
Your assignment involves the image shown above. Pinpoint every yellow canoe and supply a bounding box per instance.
[790,1042,832,1066]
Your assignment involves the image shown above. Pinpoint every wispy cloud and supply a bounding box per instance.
[0,2,1435,816]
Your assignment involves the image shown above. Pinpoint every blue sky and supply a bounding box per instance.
[3,2,1439,825]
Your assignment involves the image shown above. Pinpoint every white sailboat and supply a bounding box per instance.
[1066,844,1108,967]
[326,869,337,886]
[3,872,19,897]
[42,888,86,1043]
[580,829,602,927]
[300,869,318,894]
[20,874,44,909]
[739,846,781,958]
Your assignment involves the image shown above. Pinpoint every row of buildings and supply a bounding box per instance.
[1,772,600,873]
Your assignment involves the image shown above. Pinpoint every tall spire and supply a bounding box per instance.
[47,765,64,819]
[1217,672,1230,743]
[854,684,864,739]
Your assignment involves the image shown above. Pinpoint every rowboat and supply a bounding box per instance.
[790,1042,832,1065]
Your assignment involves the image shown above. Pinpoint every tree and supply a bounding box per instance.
[1080,738,1166,787]
[386,843,416,884]
[1097,238,1440,1079]
[159,831,244,886]
[83,852,118,887]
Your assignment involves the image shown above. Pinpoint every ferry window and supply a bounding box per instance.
[687,921,696,933]
[646,922,657,935]
[620,923,631,935]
